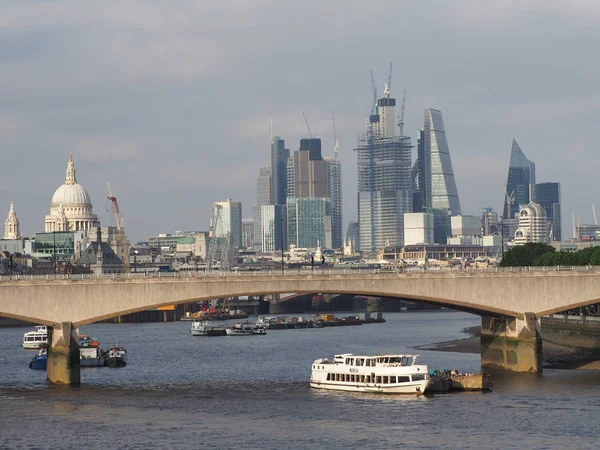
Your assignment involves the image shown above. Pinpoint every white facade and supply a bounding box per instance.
[213,199,242,248]
[3,202,20,240]
[44,154,100,233]
[451,215,481,237]
[404,213,434,245]
[514,202,549,245]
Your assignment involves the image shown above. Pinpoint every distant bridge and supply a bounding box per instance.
[2,268,599,382]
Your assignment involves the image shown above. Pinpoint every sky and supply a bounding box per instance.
[1,0,600,242]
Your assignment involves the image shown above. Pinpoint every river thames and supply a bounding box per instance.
[1,311,599,449]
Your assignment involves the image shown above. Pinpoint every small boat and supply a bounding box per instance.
[29,347,48,370]
[79,335,105,367]
[23,325,48,349]
[190,320,227,336]
[225,322,267,336]
[310,353,430,395]
[104,344,127,367]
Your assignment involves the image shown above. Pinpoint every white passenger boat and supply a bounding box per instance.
[225,322,267,336]
[310,354,430,395]
[190,320,227,336]
[23,325,48,349]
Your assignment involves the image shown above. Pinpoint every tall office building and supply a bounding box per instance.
[213,199,242,248]
[424,109,461,215]
[286,157,295,199]
[356,134,412,253]
[287,198,331,249]
[503,138,536,219]
[270,136,289,206]
[256,166,271,206]
[293,139,329,198]
[325,156,342,249]
[533,182,561,241]
[412,128,428,213]
[356,85,412,253]
[259,205,287,252]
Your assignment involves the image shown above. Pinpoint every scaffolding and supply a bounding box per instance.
[356,131,412,253]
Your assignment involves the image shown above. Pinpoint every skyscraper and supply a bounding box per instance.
[270,136,289,206]
[256,166,271,206]
[356,88,412,253]
[213,199,242,248]
[287,198,331,249]
[293,139,328,199]
[259,204,287,252]
[325,156,342,249]
[424,109,461,215]
[503,138,536,219]
[533,182,561,241]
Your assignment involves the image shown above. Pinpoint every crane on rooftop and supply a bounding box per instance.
[106,183,130,273]
[384,62,392,97]
[302,112,313,138]
[332,110,339,156]
[398,89,406,137]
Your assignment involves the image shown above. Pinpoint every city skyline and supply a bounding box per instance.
[1,1,599,241]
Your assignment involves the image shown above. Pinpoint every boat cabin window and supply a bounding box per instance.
[390,376,397,383]
[397,376,410,383]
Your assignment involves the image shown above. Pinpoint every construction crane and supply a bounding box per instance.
[384,62,392,97]
[398,89,406,137]
[593,205,598,225]
[497,172,515,218]
[369,70,378,115]
[332,110,339,156]
[106,183,130,273]
[302,112,313,138]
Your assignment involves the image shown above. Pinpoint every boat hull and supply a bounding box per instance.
[23,341,47,350]
[106,357,126,368]
[310,380,430,395]
[29,357,47,370]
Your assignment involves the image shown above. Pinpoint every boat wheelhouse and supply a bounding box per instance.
[105,344,127,367]
[190,320,227,336]
[23,325,48,349]
[310,353,430,395]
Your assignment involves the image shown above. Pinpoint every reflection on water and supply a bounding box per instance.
[1,312,599,449]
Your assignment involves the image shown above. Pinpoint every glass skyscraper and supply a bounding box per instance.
[325,156,342,249]
[425,109,461,215]
[503,138,536,219]
[533,182,561,241]
[270,136,289,206]
[213,200,242,248]
[287,198,331,249]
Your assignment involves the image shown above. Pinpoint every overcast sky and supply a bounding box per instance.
[1,0,599,242]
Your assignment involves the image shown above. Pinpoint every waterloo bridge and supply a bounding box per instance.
[1,268,599,385]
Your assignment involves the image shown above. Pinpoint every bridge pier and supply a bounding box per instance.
[47,322,80,386]
[481,313,542,373]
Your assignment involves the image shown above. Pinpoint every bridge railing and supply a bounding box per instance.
[0,264,596,282]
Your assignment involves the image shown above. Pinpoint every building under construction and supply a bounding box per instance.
[356,64,412,254]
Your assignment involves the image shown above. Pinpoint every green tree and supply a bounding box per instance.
[500,243,555,267]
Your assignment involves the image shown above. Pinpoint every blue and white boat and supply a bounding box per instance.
[29,348,47,370]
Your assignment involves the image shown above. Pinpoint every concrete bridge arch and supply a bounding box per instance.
[2,270,600,384]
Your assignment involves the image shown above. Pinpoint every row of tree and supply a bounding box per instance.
[499,243,600,267]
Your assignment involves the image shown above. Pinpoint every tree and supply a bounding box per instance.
[499,243,555,267]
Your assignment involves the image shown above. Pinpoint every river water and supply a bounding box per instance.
[0,311,598,449]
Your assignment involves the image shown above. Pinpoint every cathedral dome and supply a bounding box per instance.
[45,153,99,233]
[50,153,92,207]
[51,183,92,206]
